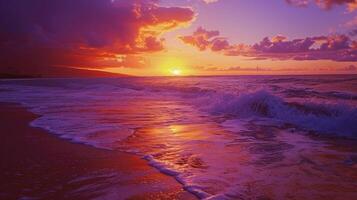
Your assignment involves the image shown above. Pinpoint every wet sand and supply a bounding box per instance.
[0,103,196,200]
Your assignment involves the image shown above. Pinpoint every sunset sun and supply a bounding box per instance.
[171,68,182,76]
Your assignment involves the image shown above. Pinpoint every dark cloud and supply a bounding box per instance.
[348,29,357,36]
[0,0,195,73]
[180,27,357,61]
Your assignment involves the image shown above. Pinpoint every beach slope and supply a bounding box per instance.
[0,103,196,200]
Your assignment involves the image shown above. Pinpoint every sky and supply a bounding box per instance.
[1,0,357,76]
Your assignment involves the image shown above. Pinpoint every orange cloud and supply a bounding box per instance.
[179,27,220,50]
[0,0,195,73]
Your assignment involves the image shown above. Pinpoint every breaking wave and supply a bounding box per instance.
[195,90,357,138]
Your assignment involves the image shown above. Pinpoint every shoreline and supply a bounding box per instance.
[0,103,196,199]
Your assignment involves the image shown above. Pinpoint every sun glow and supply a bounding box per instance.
[171,68,182,76]
[155,56,188,76]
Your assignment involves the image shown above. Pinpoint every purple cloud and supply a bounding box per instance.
[286,0,357,11]
[180,27,357,61]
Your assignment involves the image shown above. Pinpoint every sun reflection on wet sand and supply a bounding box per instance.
[114,98,357,199]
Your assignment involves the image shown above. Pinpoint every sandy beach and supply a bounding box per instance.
[0,103,196,200]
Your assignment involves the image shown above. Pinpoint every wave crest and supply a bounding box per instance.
[198,90,357,138]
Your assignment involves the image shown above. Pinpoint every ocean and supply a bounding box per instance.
[1,75,356,199]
